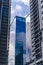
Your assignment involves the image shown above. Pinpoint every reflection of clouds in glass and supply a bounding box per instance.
[16,32,26,49]
[23,54,26,65]
[16,32,26,64]
[16,41,23,56]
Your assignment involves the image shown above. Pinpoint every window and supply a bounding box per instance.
[35,43,41,49]
[0,3,1,16]
[41,0,43,3]
[42,11,43,14]
[35,47,42,53]
[41,5,43,8]
[0,0,2,3]
[36,52,42,60]
[35,38,39,43]
[42,17,43,20]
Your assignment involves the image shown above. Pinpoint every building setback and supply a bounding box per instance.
[30,0,43,65]
[0,0,11,65]
[13,16,26,65]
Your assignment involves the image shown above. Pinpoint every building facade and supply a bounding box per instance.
[30,0,43,65]
[0,0,11,65]
[13,16,26,65]
[26,15,32,63]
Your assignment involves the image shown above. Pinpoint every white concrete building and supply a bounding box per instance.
[26,15,32,63]
[30,0,43,65]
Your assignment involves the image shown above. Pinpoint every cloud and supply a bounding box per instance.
[15,4,22,16]
[11,4,22,16]
[11,0,30,21]
[12,0,30,6]
[11,6,15,14]
[12,0,20,3]
[21,0,30,6]
[11,4,23,23]
[15,4,22,12]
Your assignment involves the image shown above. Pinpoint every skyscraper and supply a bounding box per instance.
[0,0,11,65]
[26,15,32,63]
[13,16,26,65]
[30,0,43,65]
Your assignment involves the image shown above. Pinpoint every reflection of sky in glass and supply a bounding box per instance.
[16,17,26,53]
[16,16,26,65]
[15,41,23,56]
[16,16,26,33]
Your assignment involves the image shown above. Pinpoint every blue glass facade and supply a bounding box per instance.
[0,0,11,65]
[15,16,26,65]
[15,41,23,65]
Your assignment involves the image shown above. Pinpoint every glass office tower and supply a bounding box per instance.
[13,16,26,65]
[0,0,11,65]
[30,0,43,65]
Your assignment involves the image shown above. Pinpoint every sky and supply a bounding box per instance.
[9,0,30,65]
[11,0,30,23]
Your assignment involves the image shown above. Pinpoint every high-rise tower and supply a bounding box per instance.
[30,0,43,65]
[0,0,11,65]
[14,16,26,65]
[26,15,32,63]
